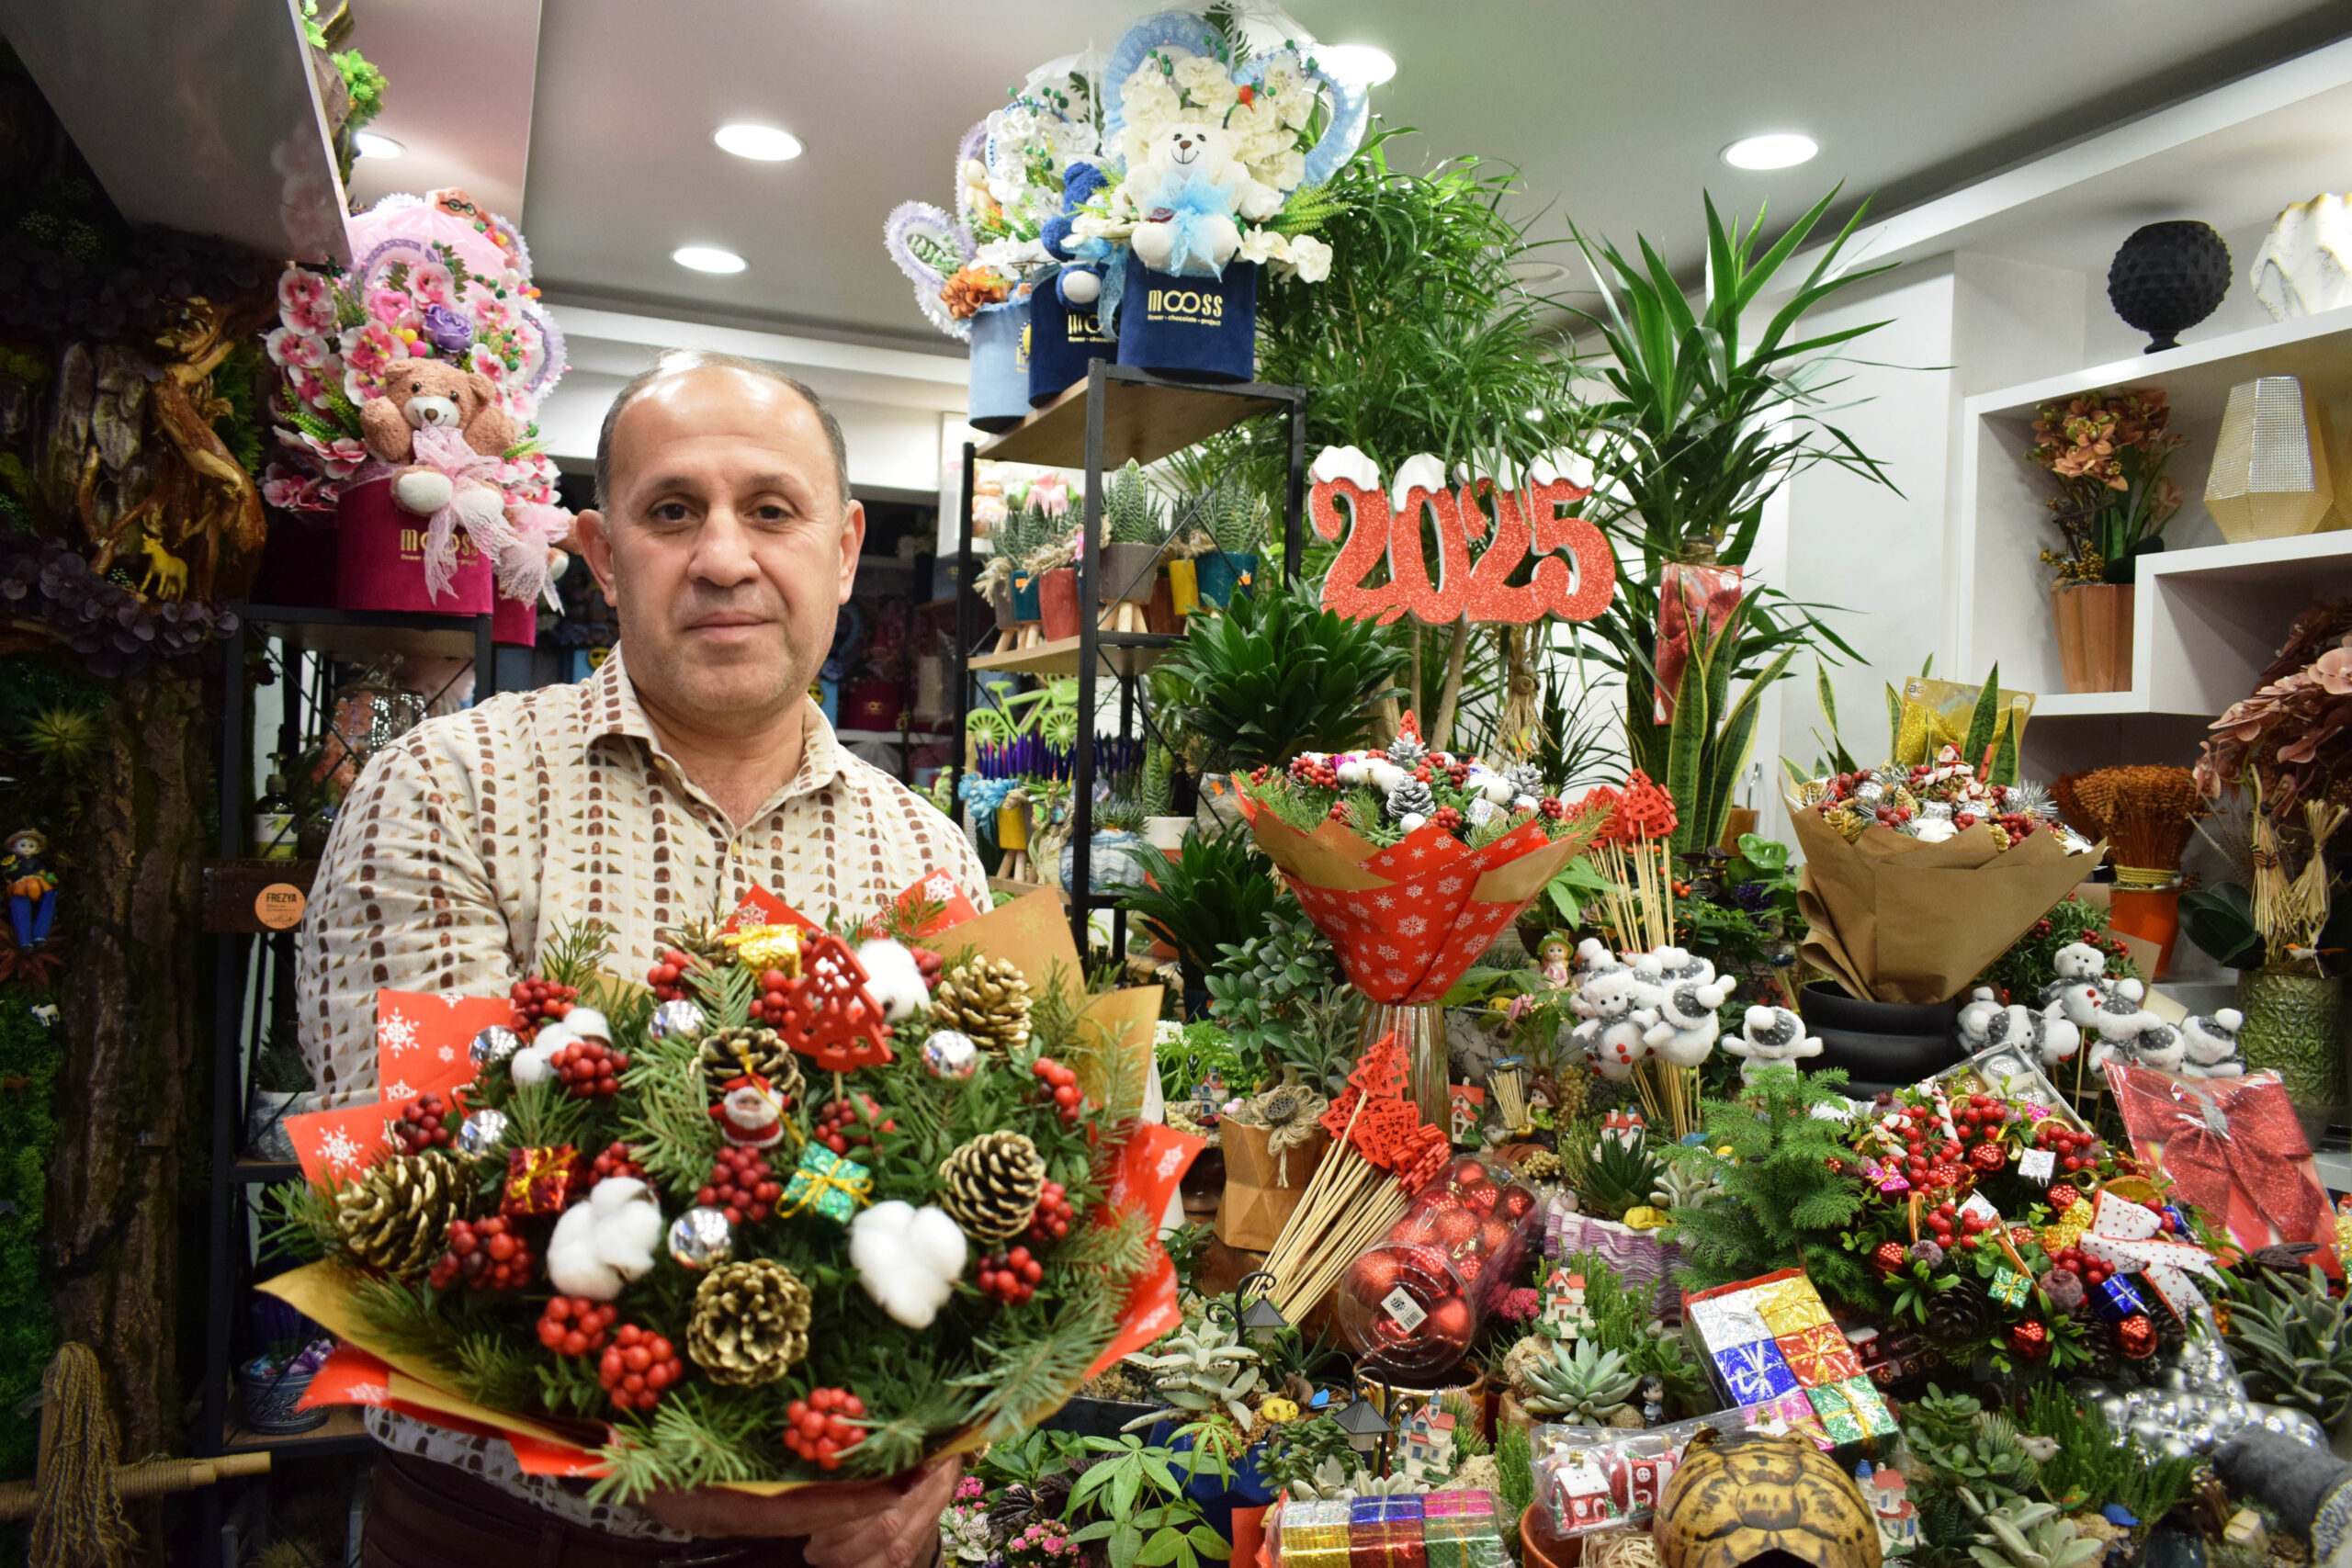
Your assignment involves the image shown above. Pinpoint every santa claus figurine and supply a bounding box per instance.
[713,1075,786,1149]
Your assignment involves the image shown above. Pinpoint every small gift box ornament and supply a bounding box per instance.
[503,1145,580,1217]
[1752,1273,1836,1337]
[783,1144,872,1224]
[1987,1267,2032,1309]
[2093,1273,2153,1323]
[1714,1339,1801,1404]
[1778,1321,1864,1388]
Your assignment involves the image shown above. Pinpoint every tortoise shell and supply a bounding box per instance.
[1653,1429,1882,1568]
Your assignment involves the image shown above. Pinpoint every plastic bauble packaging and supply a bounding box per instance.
[1337,1155,1540,1382]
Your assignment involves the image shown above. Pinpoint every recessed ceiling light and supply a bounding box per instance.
[1722,132,1818,171]
[354,131,403,160]
[673,245,747,275]
[1316,43,1396,86]
[714,123,804,162]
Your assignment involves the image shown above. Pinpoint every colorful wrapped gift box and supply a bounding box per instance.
[1688,1288,1774,1348]
[1753,1274,1835,1337]
[1713,1338,1801,1404]
[1780,1320,1864,1388]
[1738,1390,1832,1450]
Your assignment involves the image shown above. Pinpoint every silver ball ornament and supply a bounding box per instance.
[456,1108,509,1156]
[2159,1435,2193,1460]
[666,1206,734,1269]
[921,1029,979,1079]
[470,1025,523,1066]
[649,999,707,1041]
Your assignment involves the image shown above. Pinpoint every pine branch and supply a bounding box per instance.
[351,1271,465,1373]
[454,1332,540,1413]
[503,1077,588,1151]
[260,1178,343,1260]
[538,1353,608,1417]
[617,1045,722,1197]
[689,963,758,1032]
[541,918,616,990]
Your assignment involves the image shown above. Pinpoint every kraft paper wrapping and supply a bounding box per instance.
[1787,807,2099,1005]
[266,885,1175,1492]
[1216,1121,1332,1252]
[1238,797,1594,1005]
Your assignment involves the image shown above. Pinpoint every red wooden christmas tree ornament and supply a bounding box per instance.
[779,932,894,1072]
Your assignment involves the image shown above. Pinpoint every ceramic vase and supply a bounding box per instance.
[2052,583,2134,693]
[1037,566,1081,641]
[2236,966,2346,1111]
[1195,549,1258,608]
[2108,220,2231,353]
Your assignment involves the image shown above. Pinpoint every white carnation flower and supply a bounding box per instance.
[1173,54,1238,109]
[1224,96,1278,141]
[1121,72,1182,137]
[1285,233,1333,283]
[1269,147,1308,191]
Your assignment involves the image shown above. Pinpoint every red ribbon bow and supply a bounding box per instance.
[2109,1065,2319,1242]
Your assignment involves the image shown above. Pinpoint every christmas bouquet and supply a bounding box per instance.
[267,886,1193,1500]
[1787,743,2101,1005]
[1232,716,1602,1121]
[264,188,571,606]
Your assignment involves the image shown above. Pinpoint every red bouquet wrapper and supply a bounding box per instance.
[2104,1062,2340,1275]
[1234,797,1593,1004]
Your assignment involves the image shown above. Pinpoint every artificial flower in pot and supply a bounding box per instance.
[2027,387,2186,694]
[1084,11,1365,384]
[2188,602,2352,1114]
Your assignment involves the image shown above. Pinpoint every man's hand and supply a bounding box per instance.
[641,1456,958,1568]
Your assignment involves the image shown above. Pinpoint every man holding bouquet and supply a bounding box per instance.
[300,352,983,1568]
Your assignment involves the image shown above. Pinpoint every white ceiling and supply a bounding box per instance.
[347,0,2352,349]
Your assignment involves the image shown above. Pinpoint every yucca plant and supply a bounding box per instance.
[1148,579,1409,773]
[1570,187,1898,852]
[1111,825,1283,993]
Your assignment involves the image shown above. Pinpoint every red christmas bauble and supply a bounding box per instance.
[1967,1142,2007,1175]
[1926,1164,1967,1191]
[2007,1320,2051,1359]
[1424,1295,1473,1345]
[1349,1251,1401,1297]
[2117,1314,2158,1359]
[1871,1239,1908,1277]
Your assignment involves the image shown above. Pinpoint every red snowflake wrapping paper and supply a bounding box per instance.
[1235,797,1594,1004]
[2105,1061,2341,1276]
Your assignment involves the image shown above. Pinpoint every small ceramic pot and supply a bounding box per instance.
[1038,566,1081,641]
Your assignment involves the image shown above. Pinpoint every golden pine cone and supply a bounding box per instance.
[685,1260,811,1386]
[334,1150,469,1278]
[938,1130,1046,1246]
[698,1024,802,1102]
[659,915,734,970]
[932,957,1032,1055]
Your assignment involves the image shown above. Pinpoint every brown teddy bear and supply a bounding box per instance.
[358,359,516,515]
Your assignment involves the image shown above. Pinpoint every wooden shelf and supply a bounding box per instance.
[220,1404,371,1458]
[969,632,1176,679]
[978,368,1295,468]
[203,860,319,934]
[835,728,949,743]
[0,0,350,264]
[237,603,492,666]
[988,876,1066,902]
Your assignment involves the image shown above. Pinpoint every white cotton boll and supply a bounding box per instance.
[1472,770,1516,806]
[533,1022,580,1055]
[1336,759,1370,786]
[510,1042,558,1088]
[546,1179,661,1301]
[1512,794,1539,813]
[852,1201,968,1330]
[854,938,931,1022]
[1364,760,1407,795]
[563,1008,610,1043]
[1399,813,1427,832]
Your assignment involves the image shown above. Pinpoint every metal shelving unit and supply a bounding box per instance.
[198,604,503,1521]
[948,361,1306,959]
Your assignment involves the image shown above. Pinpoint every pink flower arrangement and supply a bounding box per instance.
[2196,602,2352,813]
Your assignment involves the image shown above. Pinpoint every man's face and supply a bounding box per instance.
[578,368,863,733]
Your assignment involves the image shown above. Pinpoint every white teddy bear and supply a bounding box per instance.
[1642,975,1736,1066]
[1726,1005,1823,1083]
[1125,123,1279,276]
[2180,1009,2248,1079]
[2036,942,2110,1010]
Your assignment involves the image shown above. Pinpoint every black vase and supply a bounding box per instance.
[1800,982,1962,1098]
[2107,220,2230,354]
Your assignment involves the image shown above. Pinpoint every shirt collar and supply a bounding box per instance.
[582,645,851,806]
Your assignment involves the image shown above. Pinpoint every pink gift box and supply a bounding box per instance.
[493,591,538,647]
[337,477,492,615]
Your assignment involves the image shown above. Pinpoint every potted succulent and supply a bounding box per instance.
[1061,795,1153,893]
[1189,478,1268,610]
[2027,388,2186,694]
[244,1024,311,1163]
[1099,461,1167,632]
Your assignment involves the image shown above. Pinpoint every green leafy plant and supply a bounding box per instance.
[2222,1264,2352,1425]
[1665,1066,1870,1301]
[1901,1386,2041,1505]
[1204,903,1362,1096]
[2017,1382,2193,1520]
[1571,187,1896,850]
[1257,1414,1362,1496]
[1064,1434,1233,1568]
[1974,895,2140,1005]
[2179,880,2263,970]
[1106,460,1168,546]
[1148,581,1408,773]
[1113,826,1283,993]
[1495,1424,1535,1552]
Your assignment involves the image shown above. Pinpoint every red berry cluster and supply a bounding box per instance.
[647,948,697,1002]
[1287,755,1340,790]
[538,1296,619,1356]
[551,1034,630,1100]
[977,1246,1045,1304]
[1327,803,1349,821]
[1923,1200,2002,1252]
[1887,1111,1966,1191]
[783,1389,867,1470]
[599,1324,681,1413]
[2045,1242,2120,1286]
[698,1145,781,1224]
[1027,1181,1074,1246]
[1536,796,1565,819]
[394,1093,455,1155]
[591,1141,651,1188]
[2032,1120,2108,1174]
[814,1094,896,1156]
[909,945,944,990]
[1031,1057,1084,1124]
[510,975,578,1036]
[751,967,798,1029]
[1951,1092,2014,1170]
[1431,806,1464,832]
[428,1215,535,1291]
[1437,755,1471,788]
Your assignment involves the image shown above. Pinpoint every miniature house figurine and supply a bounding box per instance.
[1396,1404,1457,1475]
[1860,1461,1919,1556]
[1541,1268,1591,1338]
[1600,1108,1645,1151]
[1551,1449,1620,1529]
[1612,1449,1677,1511]
[1449,1083,1486,1145]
